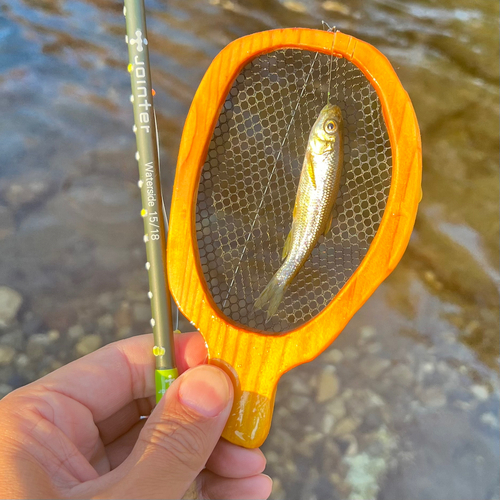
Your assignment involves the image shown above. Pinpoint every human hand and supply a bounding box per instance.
[0,332,272,499]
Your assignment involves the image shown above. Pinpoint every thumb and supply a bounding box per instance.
[107,365,233,499]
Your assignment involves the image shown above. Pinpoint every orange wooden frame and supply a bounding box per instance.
[167,29,421,448]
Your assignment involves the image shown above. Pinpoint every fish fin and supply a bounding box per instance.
[293,203,297,219]
[282,229,293,260]
[307,158,316,189]
[323,210,334,236]
[254,275,287,320]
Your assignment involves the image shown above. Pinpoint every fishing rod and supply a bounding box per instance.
[123,0,178,402]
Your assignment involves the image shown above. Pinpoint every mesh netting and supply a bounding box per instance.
[195,49,392,334]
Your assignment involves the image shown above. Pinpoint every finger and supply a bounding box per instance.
[205,439,266,478]
[105,419,146,470]
[97,397,152,446]
[198,470,273,500]
[91,365,234,500]
[28,331,206,423]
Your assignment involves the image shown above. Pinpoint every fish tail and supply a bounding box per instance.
[254,275,288,321]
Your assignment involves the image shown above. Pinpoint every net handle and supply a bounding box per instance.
[168,28,421,448]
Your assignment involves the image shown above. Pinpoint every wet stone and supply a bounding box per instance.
[97,314,114,333]
[0,345,16,366]
[0,331,23,350]
[322,348,344,364]
[389,364,414,388]
[322,413,336,434]
[0,205,15,241]
[326,397,347,422]
[316,366,340,403]
[271,477,286,500]
[0,383,13,399]
[15,353,29,369]
[332,416,362,437]
[296,432,323,458]
[67,324,85,340]
[26,333,56,360]
[361,357,391,379]
[114,302,133,330]
[480,412,499,430]
[359,325,376,343]
[75,334,103,357]
[0,287,23,328]
[116,326,132,339]
[418,386,447,408]
[470,384,489,402]
[290,375,311,395]
[287,394,309,412]
[0,171,53,210]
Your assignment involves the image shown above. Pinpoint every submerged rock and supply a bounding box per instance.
[316,366,340,403]
[75,334,103,357]
[0,287,23,328]
[0,206,15,241]
[0,345,16,366]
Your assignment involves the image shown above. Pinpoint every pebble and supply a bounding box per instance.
[361,357,391,378]
[389,364,415,388]
[0,171,53,209]
[114,302,132,330]
[116,326,132,339]
[359,325,376,342]
[287,394,309,412]
[0,331,23,350]
[283,0,307,13]
[332,416,362,437]
[343,347,359,361]
[326,398,347,421]
[322,348,344,364]
[97,313,114,333]
[0,205,15,241]
[290,375,311,395]
[296,432,323,458]
[341,434,359,456]
[15,353,29,369]
[322,413,336,434]
[366,342,382,354]
[316,366,340,403]
[67,324,85,340]
[480,412,499,430]
[423,269,444,291]
[470,384,489,401]
[271,477,286,500]
[322,0,350,15]
[418,386,447,408]
[26,333,57,360]
[0,345,16,366]
[0,383,13,399]
[75,334,103,357]
[0,287,23,328]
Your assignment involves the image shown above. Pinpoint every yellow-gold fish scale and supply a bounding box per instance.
[254,104,344,319]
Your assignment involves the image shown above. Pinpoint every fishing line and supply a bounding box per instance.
[154,107,181,333]
[221,49,323,310]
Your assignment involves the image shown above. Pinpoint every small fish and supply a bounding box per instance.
[255,103,344,320]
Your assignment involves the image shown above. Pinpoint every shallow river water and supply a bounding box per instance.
[0,0,498,499]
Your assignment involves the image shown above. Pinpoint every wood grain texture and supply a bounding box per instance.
[167,28,422,448]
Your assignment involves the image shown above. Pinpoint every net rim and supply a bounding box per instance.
[167,29,421,447]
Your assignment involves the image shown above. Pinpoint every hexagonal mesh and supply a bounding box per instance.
[195,49,392,334]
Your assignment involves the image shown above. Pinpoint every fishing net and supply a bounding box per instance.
[195,49,392,334]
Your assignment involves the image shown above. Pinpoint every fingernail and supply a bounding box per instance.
[179,365,231,418]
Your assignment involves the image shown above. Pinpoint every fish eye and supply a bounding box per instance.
[324,120,337,134]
